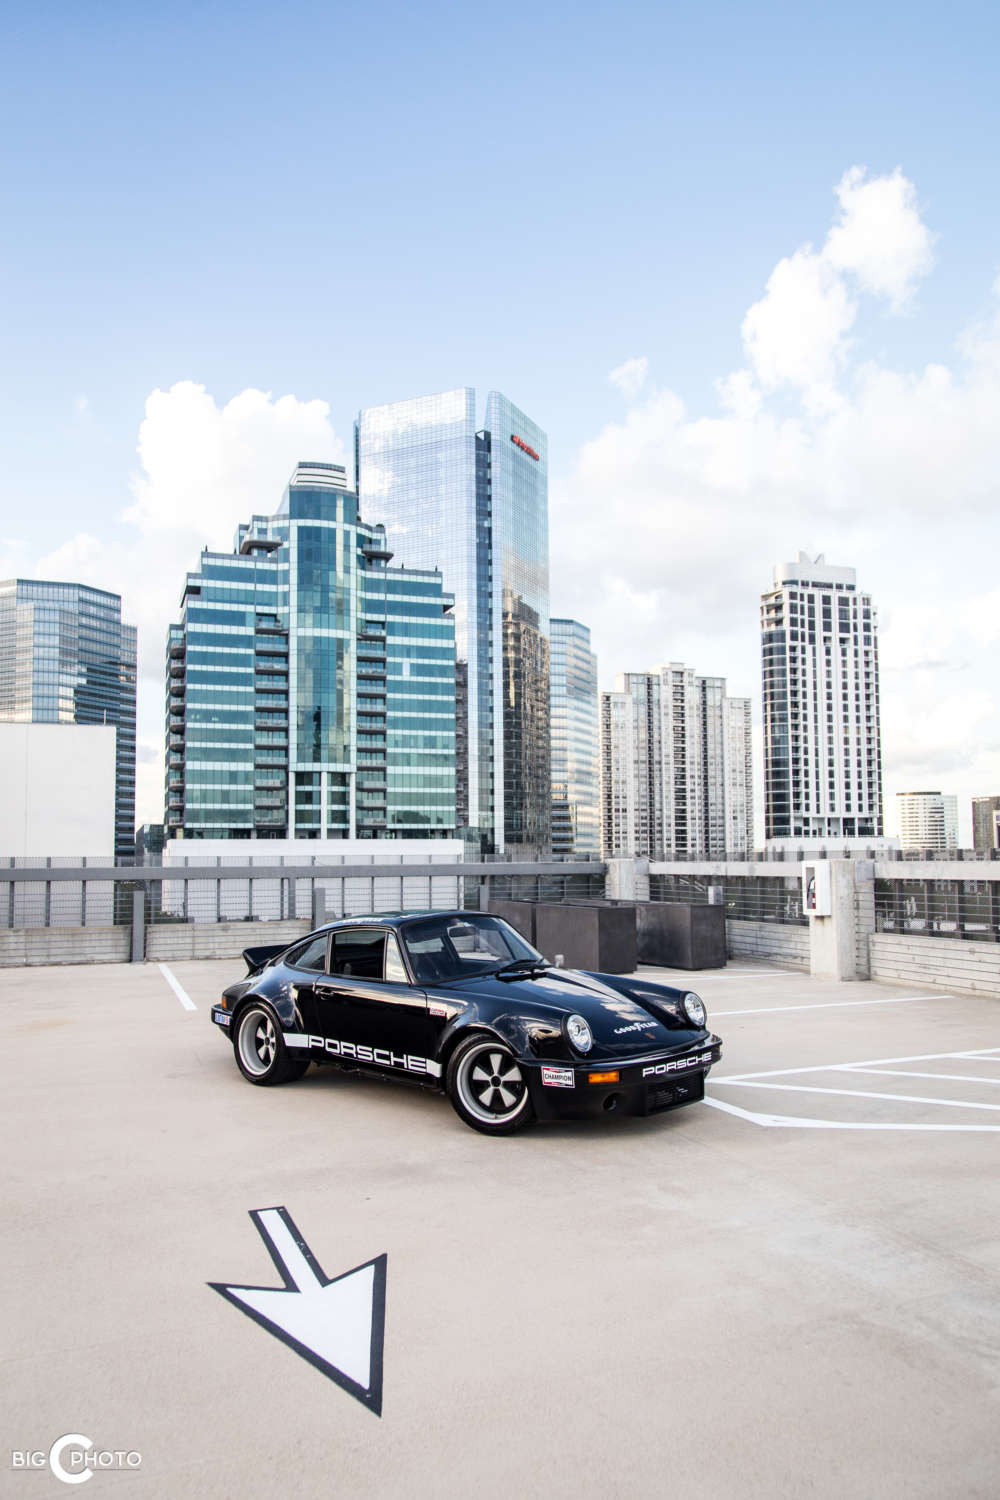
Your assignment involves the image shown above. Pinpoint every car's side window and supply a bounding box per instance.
[384,933,408,984]
[330,929,386,981]
[286,934,329,972]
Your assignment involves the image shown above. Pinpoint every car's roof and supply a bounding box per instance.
[317,909,472,933]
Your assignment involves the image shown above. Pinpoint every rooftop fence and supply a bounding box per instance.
[874,874,1000,943]
[0,856,606,966]
[649,871,808,926]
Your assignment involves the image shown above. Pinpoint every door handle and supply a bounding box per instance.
[314,983,339,996]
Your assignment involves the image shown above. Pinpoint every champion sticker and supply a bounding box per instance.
[541,1066,575,1089]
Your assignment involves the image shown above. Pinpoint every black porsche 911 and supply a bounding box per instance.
[211,911,722,1136]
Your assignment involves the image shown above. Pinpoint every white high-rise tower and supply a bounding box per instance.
[761,553,882,842]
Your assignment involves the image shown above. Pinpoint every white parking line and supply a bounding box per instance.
[697,971,801,980]
[846,1068,1000,1085]
[712,993,952,1018]
[703,1097,1000,1132]
[706,1042,1000,1131]
[712,1079,1000,1112]
[717,1043,998,1083]
[158,963,197,1012]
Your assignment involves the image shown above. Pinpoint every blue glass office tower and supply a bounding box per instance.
[355,389,550,855]
[166,463,456,841]
[550,620,599,856]
[0,578,137,859]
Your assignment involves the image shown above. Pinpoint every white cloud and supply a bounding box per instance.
[741,166,935,399]
[609,357,649,401]
[554,166,1000,843]
[742,246,855,393]
[0,536,28,579]
[124,382,341,542]
[825,166,934,309]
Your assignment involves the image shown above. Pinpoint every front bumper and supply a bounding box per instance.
[523,1035,722,1120]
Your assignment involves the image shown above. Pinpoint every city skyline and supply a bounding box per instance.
[5,206,997,843]
[2,4,999,840]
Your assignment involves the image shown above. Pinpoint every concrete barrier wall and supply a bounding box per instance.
[869,933,1000,997]
[726,919,810,969]
[145,919,311,962]
[0,925,131,967]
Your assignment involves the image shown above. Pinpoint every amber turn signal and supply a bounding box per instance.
[587,1070,620,1084]
[219,996,229,1009]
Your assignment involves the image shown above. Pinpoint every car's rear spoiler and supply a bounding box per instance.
[241,943,288,976]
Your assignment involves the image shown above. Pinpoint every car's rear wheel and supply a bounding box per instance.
[447,1036,535,1136]
[234,1004,309,1086]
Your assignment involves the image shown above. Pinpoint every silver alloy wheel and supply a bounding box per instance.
[456,1041,529,1125]
[238,1007,278,1078]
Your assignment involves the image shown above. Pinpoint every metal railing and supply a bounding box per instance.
[0,855,606,966]
[874,876,1000,943]
[648,872,807,926]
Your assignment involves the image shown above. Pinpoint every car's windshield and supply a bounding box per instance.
[401,915,544,985]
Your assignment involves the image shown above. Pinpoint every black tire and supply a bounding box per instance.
[446,1035,536,1136]
[233,1003,309,1087]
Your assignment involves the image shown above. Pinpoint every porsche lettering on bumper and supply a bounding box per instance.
[642,1048,716,1078]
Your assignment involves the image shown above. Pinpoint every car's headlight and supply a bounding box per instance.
[682,992,707,1028]
[566,1014,593,1054]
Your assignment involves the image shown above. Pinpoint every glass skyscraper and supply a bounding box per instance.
[0,578,137,860]
[549,619,599,856]
[166,463,457,841]
[355,389,551,855]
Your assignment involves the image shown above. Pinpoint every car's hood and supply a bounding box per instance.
[430,967,707,1057]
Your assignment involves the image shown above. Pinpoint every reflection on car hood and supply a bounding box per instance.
[430,967,705,1055]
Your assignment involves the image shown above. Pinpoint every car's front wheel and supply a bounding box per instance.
[234,1004,309,1087]
[447,1036,535,1136]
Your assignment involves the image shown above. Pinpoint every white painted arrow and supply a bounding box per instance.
[210,1207,386,1415]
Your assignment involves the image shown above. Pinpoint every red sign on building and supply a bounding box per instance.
[510,433,540,462]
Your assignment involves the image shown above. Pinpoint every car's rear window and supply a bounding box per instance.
[286,935,329,972]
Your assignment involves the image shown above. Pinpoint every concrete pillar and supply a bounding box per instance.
[605,858,650,903]
[808,859,864,980]
[312,888,327,930]
[131,889,146,963]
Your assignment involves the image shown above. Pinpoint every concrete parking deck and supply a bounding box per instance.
[2,959,999,1498]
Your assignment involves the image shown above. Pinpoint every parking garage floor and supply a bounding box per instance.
[2,958,998,1498]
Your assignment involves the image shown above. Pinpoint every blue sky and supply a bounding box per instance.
[2,0,999,834]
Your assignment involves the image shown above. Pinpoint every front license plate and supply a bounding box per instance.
[214,1011,230,1027]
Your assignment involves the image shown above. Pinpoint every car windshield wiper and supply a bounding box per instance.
[417,957,550,986]
[490,958,550,979]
